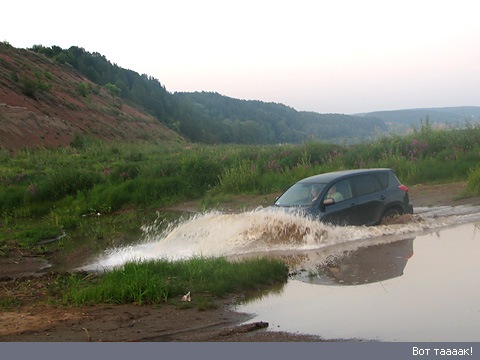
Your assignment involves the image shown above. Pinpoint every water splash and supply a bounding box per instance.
[81,205,480,271]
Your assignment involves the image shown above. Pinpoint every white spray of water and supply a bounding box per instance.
[81,205,480,272]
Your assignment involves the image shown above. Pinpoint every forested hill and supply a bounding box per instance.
[362,107,480,131]
[173,92,387,143]
[30,45,174,125]
[7,44,478,146]
[25,45,388,144]
[29,45,390,144]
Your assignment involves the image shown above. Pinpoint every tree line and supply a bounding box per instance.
[31,45,388,144]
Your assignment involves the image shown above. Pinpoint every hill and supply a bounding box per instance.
[173,92,388,144]
[0,42,182,151]
[361,107,480,131]
[1,42,479,150]
[27,44,391,145]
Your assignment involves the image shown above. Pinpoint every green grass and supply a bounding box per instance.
[467,165,480,194]
[3,125,480,309]
[62,257,289,306]
[2,125,480,251]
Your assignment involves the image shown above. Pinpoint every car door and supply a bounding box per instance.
[320,178,359,225]
[351,174,385,225]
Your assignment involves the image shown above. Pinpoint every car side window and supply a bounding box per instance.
[375,172,389,189]
[326,179,353,202]
[352,175,381,196]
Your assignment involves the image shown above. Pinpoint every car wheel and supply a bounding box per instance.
[381,208,402,225]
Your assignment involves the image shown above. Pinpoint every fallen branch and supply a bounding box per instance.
[222,321,269,336]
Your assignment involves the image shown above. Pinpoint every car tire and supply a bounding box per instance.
[381,207,402,224]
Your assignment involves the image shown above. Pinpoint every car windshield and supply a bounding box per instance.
[275,182,327,206]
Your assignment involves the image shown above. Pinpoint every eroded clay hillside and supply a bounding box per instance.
[0,43,182,151]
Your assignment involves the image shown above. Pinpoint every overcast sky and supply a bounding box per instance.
[2,0,479,114]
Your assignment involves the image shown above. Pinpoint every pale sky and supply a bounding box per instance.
[2,0,479,114]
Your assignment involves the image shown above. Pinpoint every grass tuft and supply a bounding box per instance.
[62,257,288,306]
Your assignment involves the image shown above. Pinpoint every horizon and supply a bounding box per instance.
[2,0,479,114]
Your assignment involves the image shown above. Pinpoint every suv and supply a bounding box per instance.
[272,168,413,226]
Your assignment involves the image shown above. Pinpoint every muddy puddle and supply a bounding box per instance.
[80,205,480,341]
[236,223,480,341]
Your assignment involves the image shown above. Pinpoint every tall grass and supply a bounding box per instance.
[467,166,480,194]
[63,257,288,305]
[2,125,480,247]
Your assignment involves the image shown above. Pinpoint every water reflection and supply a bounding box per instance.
[308,238,414,286]
[236,223,480,342]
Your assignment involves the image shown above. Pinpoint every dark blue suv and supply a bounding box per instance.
[272,168,413,226]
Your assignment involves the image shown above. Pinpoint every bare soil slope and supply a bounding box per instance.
[0,43,181,151]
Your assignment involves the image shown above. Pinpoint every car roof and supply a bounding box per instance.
[298,168,392,184]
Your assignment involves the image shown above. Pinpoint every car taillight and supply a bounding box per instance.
[398,184,408,193]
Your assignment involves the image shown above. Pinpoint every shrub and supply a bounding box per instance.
[22,78,37,98]
[180,155,222,196]
[109,164,140,183]
[217,160,259,194]
[0,187,26,213]
[32,169,102,202]
[467,166,480,194]
[76,82,90,97]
